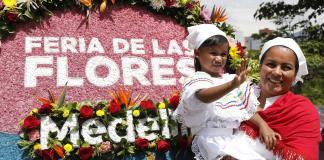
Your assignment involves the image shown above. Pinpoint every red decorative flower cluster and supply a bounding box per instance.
[169,93,180,110]
[80,105,93,119]
[135,137,149,150]
[23,116,40,130]
[140,100,155,111]
[157,140,171,152]
[108,99,121,115]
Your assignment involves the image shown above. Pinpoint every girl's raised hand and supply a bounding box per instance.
[233,58,250,87]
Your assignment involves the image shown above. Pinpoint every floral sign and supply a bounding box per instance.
[18,86,185,159]
[0,0,233,134]
[0,0,235,159]
[0,5,195,133]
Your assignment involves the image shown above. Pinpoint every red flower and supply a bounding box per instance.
[108,100,121,116]
[169,94,180,109]
[135,137,149,150]
[78,147,94,160]
[79,105,93,119]
[6,12,17,22]
[157,140,171,152]
[237,42,245,58]
[177,136,188,150]
[38,103,53,114]
[23,116,40,130]
[140,100,155,110]
[41,149,59,160]
[164,0,176,7]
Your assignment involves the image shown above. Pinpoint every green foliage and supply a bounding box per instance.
[254,0,324,40]
[0,0,235,40]
[295,77,324,105]
[300,40,324,56]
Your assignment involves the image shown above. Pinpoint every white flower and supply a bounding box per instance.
[149,0,166,11]
[17,0,38,12]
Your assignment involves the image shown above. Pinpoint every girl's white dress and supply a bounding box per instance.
[173,71,276,160]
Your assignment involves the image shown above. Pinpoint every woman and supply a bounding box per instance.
[223,37,322,160]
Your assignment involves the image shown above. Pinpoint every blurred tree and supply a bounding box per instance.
[254,0,324,40]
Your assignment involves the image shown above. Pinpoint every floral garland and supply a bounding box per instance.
[0,0,234,40]
[18,86,190,160]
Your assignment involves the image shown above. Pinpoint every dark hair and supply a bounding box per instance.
[194,35,228,71]
[260,46,299,74]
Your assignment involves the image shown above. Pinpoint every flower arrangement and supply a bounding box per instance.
[17,86,190,160]
[228,42,260,83]
[0,0,234,39]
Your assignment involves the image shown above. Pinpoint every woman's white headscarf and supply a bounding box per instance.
[259,37,308,82]
[186,24,227,50]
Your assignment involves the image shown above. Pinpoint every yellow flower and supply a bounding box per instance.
[63,109,70,118]
[148,141,156,148]
[3,0,16,8]
[96,109,105,117]
[158,102,166,109]
[33,143,41,151]
[132,110,140,117]
[179,0,189,5]
[64,143,73,153]
[229,47,240,59]
[29,108,38,115]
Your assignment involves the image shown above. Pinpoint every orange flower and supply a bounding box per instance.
[212,6,227,23]
[109,85,145,108]
[80,0,92,7]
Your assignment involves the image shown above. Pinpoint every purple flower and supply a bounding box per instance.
[0,1,3,9]
[185,3,193,10]
[201,8,211,22]
[28,129,40,142]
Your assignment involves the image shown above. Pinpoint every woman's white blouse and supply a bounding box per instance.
[174,71,259,135]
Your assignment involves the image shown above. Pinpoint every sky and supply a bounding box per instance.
[201,0,299,41]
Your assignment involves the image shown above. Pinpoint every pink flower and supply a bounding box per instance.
[200,8,211,22]
[28,129,40,142]
[98,141,112,153]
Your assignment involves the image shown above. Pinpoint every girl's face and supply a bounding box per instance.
[260,46,297,97]
[195,43,229,77]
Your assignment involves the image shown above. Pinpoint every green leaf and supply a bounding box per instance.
[17,140,32,149]
[57,82,67,108]
[127,146,135,154]
[24,10,33,19]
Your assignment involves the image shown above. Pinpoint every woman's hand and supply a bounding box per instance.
[259,124,281,150]
[232,58,250,87]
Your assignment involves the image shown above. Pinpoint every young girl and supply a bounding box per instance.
[173,24,280,160]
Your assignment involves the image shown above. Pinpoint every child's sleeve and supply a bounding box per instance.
[211,81,259,123]
[173,72,214,128]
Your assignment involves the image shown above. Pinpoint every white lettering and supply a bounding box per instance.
[57,57,84,87]
[85,56,120,87]
[24,56,53,87]
[151,57,176,86]
[121,56,151,85]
